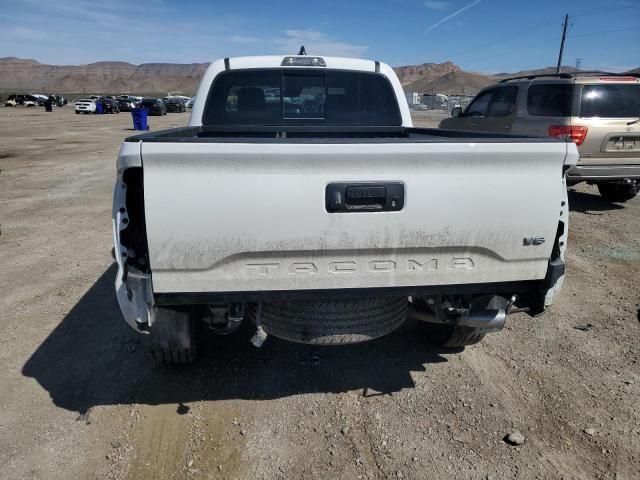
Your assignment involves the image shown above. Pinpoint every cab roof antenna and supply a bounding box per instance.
[298,45,306,55]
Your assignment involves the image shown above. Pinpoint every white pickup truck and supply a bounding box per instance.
[112,54,578,365]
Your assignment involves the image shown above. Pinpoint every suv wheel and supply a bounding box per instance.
[149,307,201,366]
[597,180,639,203]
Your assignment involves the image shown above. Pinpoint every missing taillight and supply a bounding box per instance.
[121,168,150,273]
[548,125,588,146]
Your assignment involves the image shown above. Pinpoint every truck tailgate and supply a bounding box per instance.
[140,141,569,293]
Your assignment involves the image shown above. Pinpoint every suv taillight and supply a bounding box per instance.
[548,125,588,146]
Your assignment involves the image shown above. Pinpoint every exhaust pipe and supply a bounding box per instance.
[409,303,506,333]
[458,308,506,332]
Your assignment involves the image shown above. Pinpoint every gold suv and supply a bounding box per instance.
[440,72,640,202]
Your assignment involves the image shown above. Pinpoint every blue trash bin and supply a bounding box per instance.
[131,108,149,131]
[95,100,104,114]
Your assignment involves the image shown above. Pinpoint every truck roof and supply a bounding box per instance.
[218,55,382,73]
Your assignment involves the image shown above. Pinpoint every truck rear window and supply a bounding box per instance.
[203,69,402,126]
[580,84,640,118]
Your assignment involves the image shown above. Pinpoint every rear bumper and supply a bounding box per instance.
[567,164,640,182]
[154,280,541,305]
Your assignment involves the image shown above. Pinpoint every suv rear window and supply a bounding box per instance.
[203,69,401,126]
[580,84,640,118]
[527,84,574,117]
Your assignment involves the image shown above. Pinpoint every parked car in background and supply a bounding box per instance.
[165,94,190,103]
[440,72,640,202]
[74,98,96,114]
[117,98,137,112]
[103,97,120,114]
[5,94,39,107]
[139,98,167,116]
[165,97,187,112]
[117,95,140,104]
[33,94,49,106]
[51,95,67,107]
[186,96,196,109]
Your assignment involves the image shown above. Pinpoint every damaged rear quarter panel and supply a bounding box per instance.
[113,142,154,331]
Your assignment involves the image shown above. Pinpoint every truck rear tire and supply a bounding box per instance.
[248,297,407,345]
[597,181,638,203]
[149,307,201,366]
[420,323,486,348]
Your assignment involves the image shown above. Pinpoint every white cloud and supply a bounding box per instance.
[424,1,450,10]
[274,30,367,57]
[423,0,482,33]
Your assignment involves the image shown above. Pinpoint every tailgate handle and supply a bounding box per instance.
[325,182,404,213]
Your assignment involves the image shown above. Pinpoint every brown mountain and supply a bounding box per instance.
[0,57,208,94]
[404,70,498,95]
[393,61,460,85]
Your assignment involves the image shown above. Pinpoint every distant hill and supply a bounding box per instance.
[0,57,637,97]
[404,70,498,95]
[393,61,459,85]
[0,57,207,94]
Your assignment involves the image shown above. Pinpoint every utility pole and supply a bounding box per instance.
[556,14,569,74]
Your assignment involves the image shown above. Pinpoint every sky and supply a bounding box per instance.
[0,0,638,73]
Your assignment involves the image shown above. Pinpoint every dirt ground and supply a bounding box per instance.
[0,107,639,480]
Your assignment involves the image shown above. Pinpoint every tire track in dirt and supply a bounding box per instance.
[127,404,191,480]
[126,399,248,480]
